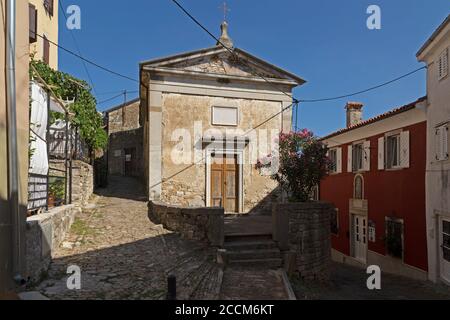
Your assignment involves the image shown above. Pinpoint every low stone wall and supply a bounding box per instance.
[26,204,81,283]
[49,160,93,207]
[148,201,224,247]
[71,160,94,207]
[273,202,332,281]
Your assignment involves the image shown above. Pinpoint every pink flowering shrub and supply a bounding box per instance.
[256,129,330,202]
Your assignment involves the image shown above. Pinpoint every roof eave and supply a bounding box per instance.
[416,14,450,59]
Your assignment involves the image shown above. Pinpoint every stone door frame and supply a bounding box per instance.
[205,144,244,213]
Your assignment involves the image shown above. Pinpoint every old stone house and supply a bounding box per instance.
[105,98,144,178]
[139,23,305,214]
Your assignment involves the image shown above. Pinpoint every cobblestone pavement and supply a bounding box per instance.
[34,176,216,300]
[291,262,450,300]
[220,267,288,300]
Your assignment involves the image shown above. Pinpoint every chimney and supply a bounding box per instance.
[345,102,363,128]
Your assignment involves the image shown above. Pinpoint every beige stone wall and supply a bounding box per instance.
[0,0,30,291]
[160,93,285,214]
[29,0,59,69]
[107,101,140,134]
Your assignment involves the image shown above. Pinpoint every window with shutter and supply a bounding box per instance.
[29,4,37,43]
[352,143,364,172]
[329,149,337,173]
[436,124,449,161]
[43,36,50,65]
[386,134,401,169]
[438,48,449,80]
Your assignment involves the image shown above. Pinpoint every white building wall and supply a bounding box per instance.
[418,19,450,284]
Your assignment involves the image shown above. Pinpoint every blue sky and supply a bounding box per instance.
[58,0,449,136]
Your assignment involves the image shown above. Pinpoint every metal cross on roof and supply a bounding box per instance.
[219,1,230,21]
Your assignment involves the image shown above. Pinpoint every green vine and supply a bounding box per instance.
[29,59,107,151]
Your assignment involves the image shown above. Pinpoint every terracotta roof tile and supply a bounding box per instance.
[320,96,427,141]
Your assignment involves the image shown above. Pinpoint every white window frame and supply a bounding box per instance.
[329,148,338,173]
[352,142,364,172]
[438,47,449,81]
[385,133,401,169]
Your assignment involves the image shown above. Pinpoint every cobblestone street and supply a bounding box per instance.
[35,177,218,300]
[291,262,450,300]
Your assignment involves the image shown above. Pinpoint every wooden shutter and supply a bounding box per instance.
[439,48,449,80]
[363,140,371,171]
[49,0,54,16]
[378,137,385,170]
[347,145,353,173]
[438,125,450,161]
[441,125,448,160]
[400,131,410,168]
[29,4,37,43]
[43,36,50,65]
[336,147,342,173]
[44,0,54,16]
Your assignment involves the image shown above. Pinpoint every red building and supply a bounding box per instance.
[320,97,428,280]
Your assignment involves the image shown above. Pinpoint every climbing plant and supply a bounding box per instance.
[29,58,107,151]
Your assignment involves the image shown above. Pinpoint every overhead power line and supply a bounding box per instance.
[97,92,126,105]
[170,0,427,105]
[299,66,427,103]
[34,33,139,83]
[170,0,294,101]
[58,0,98,95]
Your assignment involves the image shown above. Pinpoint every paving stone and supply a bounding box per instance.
[31,176,217,300]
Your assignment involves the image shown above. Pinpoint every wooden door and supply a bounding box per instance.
[211,154,238,213]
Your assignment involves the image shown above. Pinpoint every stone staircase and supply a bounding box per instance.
[224,233,282,268]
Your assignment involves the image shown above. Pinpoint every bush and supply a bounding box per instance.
[257,130,330,202]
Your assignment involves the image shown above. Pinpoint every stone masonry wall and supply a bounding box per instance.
[26,204,81,283]
[148,201,224,246]
[160,93,283,214]
[273,202,332,281]
[107,100,144,178]
[49,160,93,207]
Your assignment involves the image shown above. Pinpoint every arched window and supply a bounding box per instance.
[354,174,364,199]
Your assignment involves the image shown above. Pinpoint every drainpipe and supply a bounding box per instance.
[6,0,24,285]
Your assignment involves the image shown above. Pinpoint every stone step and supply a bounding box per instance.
[224,240,278,251]
[227,249,281,261]
[224,233,273,243]
[228,258,282,269]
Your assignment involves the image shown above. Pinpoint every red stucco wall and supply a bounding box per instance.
[320,121,428,271]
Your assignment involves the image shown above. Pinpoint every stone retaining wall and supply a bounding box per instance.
[26,204,81,283]
[148,201,224,246]
[49,160,94,207]
[273,202,332,281]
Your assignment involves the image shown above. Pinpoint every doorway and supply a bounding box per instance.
[124,147,136,177]
[210,154,239,213]
[440,217,450,284]
[351,214,368,263]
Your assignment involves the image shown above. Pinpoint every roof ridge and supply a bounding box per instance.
[320,96,427,140]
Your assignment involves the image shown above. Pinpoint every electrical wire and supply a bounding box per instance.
[58,0,98,95]
[34,33,139,83]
